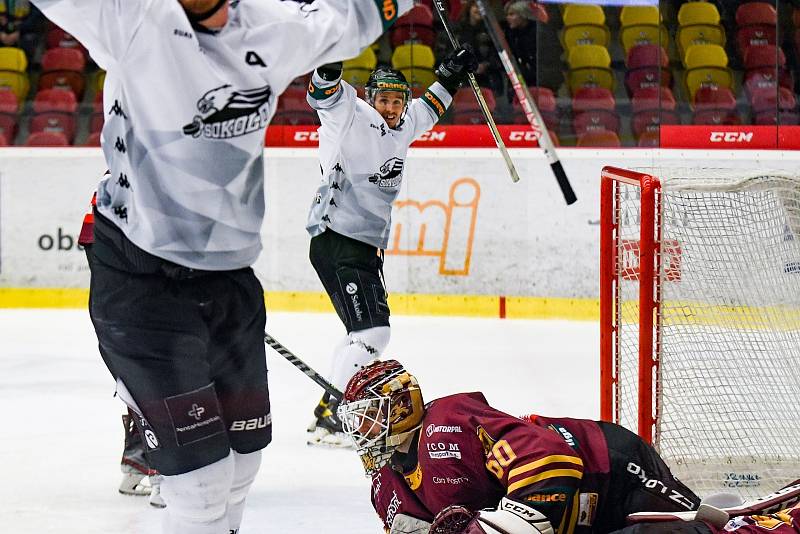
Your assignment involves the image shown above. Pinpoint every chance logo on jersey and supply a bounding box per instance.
[183,84,273,139]
[368,157,405,188]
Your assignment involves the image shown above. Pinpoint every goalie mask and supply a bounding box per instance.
[365,67,412,130]
[337,360,425,476]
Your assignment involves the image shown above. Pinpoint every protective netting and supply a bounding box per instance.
[611,168,800,500]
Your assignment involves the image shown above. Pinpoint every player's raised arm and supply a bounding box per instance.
[29,0,151,69]
[251,0,413,87]
[404,46,478,139]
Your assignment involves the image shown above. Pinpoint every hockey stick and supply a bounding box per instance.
[431,0,520,184]
[264,333,343,400]
[472,0,577,205]
[627,481,800,526]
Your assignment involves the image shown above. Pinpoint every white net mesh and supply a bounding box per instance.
[611,168,800,500]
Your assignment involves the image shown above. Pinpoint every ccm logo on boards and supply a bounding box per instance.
[709,131,754,143]
[294,131,319,141]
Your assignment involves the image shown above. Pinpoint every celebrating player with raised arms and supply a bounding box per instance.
[337,359,704,533]
[303,49,478,446]
[30,0,415,532]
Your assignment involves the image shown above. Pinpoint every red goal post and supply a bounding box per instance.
[599,166,660,444]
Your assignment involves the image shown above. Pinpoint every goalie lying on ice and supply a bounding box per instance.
[336,360,800,534]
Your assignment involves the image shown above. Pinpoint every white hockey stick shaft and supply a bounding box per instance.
[472,0,577,205]
[627,481,800,524]
[264,332,343,400]
[431,0,520,184]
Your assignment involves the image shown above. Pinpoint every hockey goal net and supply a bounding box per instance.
[600,166,800,500]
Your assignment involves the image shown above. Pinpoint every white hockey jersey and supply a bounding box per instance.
[305,71,452,249]
[31,0,412,270]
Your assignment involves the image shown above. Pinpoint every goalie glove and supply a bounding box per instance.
[431,498,555,534]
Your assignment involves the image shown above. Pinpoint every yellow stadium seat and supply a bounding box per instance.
[400,67,437,89]
[95,70,107,94]
[563,4,606,26]
[391,43,436,71]
[677,1,725,56]
[620,24,669,54]
[563,25,611,50]
[0,47,29,101]
[342,47,377,87]
[0,1,30,17]
[620,6,660,28]
[684,44,733,100]
[562,4,609,49]
[677,1,720,26]
[567,44,614,94]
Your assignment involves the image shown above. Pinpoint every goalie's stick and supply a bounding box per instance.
[264,332,343,400]
[431,0,520,184]
[472,0,577,205]
[627,480,800,526]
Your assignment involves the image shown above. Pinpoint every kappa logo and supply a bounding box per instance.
[368,157,404,188]
[183,84,273,140]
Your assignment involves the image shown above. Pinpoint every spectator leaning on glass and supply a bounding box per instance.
[29,0,413,533]
[502,0,540,86]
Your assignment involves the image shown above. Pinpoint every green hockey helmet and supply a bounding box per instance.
[365,67,412,109]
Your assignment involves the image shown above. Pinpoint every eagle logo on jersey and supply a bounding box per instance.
[183,84,273,140]
[368,157,405,188]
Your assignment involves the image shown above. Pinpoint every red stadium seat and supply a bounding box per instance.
[509,87,558,129]
[84,132,102,147]
[743,45,793,93]
[692,85,739,125]
[625,44,671,96]
[30,89,79,143]
[25,131,70,146]
[577,130,621,147]
[0,88,18,141]
[0,130,8,146]
[38,47,87,98]
[451,87,496,125]
[90,91,104,134]
[750,87,799,125]
[735,3,777,58]
[637,129,661,147]
[45,26,88,57]
[390,4,435,48]
[274,87,319,124]
[631,87,679,138]
[572,87,619,135]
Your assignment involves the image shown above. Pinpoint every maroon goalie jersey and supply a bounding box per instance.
[370,392,612,533]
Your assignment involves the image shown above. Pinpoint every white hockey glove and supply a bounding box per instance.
[431,498,554,534]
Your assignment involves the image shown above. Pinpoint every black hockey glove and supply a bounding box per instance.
[316,62,343,82]
[435,46,479,93]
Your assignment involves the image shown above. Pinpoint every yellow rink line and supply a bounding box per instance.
[0,288,600,321]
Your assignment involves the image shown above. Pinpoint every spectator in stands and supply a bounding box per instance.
[502,0,539,86]
[437,0,503,95]
[0,1,44,60]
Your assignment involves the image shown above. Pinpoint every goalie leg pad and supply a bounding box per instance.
[160,451,234,534]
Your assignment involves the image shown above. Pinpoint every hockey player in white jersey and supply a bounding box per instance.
[31,0,414,533]
[304,47,478,446]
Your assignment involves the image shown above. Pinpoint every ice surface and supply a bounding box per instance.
[0,309,598,533]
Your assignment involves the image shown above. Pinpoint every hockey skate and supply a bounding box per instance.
[306,394,353,449]
[119,411,161,499]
